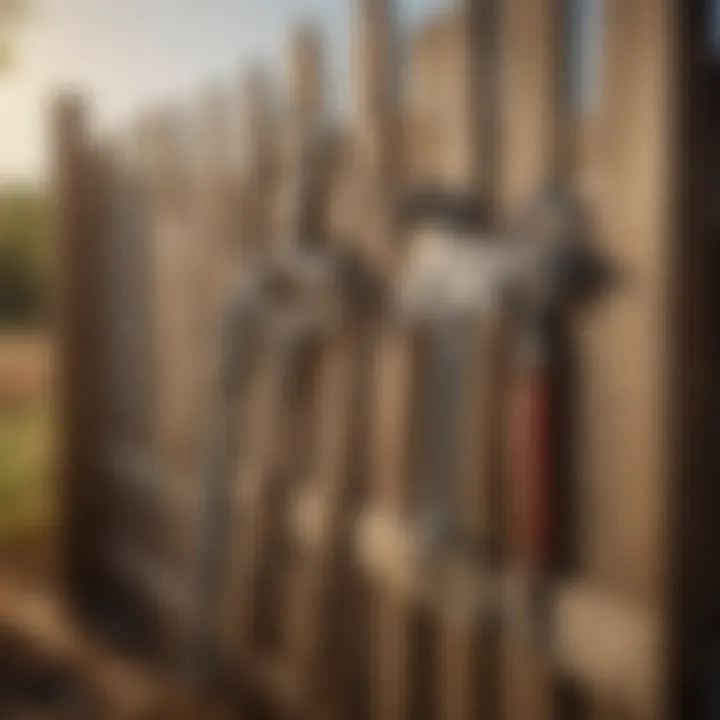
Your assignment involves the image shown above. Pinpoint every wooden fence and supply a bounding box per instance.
[52,1,687,719]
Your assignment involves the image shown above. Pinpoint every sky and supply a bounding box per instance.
[0,0,446,184]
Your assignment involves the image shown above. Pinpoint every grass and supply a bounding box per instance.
[0,333,52,549]
[0,400,51,542]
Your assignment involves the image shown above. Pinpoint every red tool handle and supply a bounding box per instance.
[508,363,554,572]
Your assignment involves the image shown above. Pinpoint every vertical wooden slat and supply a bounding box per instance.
[370,331,419,720]
[148,109,203,658]
[496,2,563,719]
[439,618,476,720]
[575,0,673,717]
[499,0,560,218]
[53,94,111,609]
[54,93,87,600]
[223,345,295,655]
[282,330,361,717]
[280,22,326,252]
[353,2,407,718]
[195,87,236,337]
[286,23,324,151]
[236,67,279,262]
[353,0,399,269]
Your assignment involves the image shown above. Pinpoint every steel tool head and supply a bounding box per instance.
[503,185,621,317]
[394,186,507,322]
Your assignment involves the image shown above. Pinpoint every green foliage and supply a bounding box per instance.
[0,188,50,328]
[0,401,49,542]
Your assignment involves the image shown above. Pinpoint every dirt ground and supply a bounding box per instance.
[0,333,51,405]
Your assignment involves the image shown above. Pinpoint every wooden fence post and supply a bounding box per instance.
[353,0,399,269]
[352,2,411,720]
[53,93,111,611]
[236,67,278,262]
[287,22,324,145]
[279,22,326,252]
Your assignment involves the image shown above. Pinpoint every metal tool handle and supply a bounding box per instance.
[418,317,469,556]
[191,279,262,685]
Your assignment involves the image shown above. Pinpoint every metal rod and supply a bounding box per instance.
[420,316,470,554]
